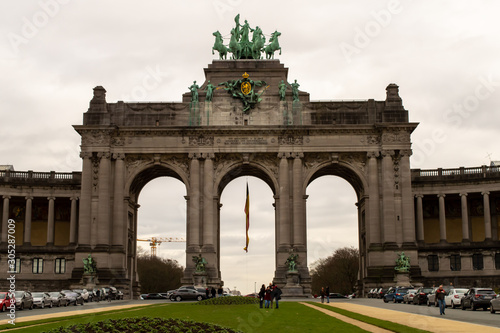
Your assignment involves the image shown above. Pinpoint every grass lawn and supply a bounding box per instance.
[0,302,369,333]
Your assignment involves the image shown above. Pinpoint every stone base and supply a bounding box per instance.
[193,272,208,287]
[76,273,99,290]
[282,271,306,297]
[394,271,411,287]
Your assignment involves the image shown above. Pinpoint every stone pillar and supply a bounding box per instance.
[381,150,396,247]
[24,196,33,245]
[278,152,290,248]
[366,152,381,246]
[113,153,125,247]
[459,193,469,242]
[97,152,111,248]
[78,152,93,247]
[437,194,447,243]
[188,153,201,249]
[69,196,78,245]
[1,195,11,243]
[482,191,492,240]
[47,196,55,245]
[415,195,424,242]
[203,154,215,249]
[292,153,305,247]
[400,150,416,246]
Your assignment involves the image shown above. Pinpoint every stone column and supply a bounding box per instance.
[78,152,93,247]
[400,150,416,246]
[366,152,381,246]
[415,195,424,242]
[437,194,447,243]
[381,150,396,247]
[1,195,11,243]
[459,193,469,242]
[188,153,201,249]
[47,196,55,245]
[278,152,290,248]
[292,153,305,247]
[482,191,492,240]
[203,154,215,249]
[24,196,33,245]
[97,152,111,248]
[113,153,125,247]
[69,196,78,245]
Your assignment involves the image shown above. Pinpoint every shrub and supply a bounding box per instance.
[195,296,259,306]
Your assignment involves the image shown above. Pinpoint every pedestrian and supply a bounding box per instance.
[269,283,274,308]
[272,285,282,309]
[436,285,446,315]
[326,286,330,303]
[205,287,209,299]
[217,286,223,297]
[107,289,111,302]
[320,287,325,303]
[211,287,216,298]
[258,284,266,308]
[264,286,272,308]
[95,289,100,303]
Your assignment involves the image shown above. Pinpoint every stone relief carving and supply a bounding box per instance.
[91,155,99,192]
[303,153,331,169]
[214,153,242,180]
[126,155,153,176]
[189,135,214,146]
[361,135,380,145]
[381,130,411,143]
[252,153,279,179]
[339,153,366,173]
[81,130,111,146]
[278,135,303,145]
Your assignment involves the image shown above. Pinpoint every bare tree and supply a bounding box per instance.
[310,247,359,295]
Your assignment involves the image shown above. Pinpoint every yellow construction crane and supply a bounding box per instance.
[137,237,186,257]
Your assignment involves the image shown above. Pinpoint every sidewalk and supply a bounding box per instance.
[324,302,500,333]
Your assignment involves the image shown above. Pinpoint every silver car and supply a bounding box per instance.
[445,288,468,309]
[32,292,52,309]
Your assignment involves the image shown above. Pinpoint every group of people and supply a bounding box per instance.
[258,283,282,309]
[205,286,225,298]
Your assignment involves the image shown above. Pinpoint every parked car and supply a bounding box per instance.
[427,286,452,307]
[0,292,15,312]
[142,293,168,300]
[445,288,468,309]
[384,287,410,303]
[403,289,417,304]
[377,288,389,299]
[47,291,68,307]
[170,287,206,302]
[412,287,433,305]
[461,288,496,311]
[14,291,33,310]
[116,290,124,300]
[244,293,258,298]
[329,293,347,299]
[62,291,84,306]
[104,287,118,300]
[73,289,90,302]
[490,294,500,314]
[32,292,52,309]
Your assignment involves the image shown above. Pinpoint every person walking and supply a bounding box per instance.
[95,289,100,303]
[320,287,325,303]
[436,285,446,315]
[326,286,330,303]
[258,284,266,308]
[217,286,223,297]
[211,287,216,298]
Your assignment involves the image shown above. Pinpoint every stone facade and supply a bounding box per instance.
[0,60,499,297]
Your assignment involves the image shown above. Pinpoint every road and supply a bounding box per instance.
[9,297,500,329]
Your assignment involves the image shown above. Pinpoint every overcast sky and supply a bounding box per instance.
[1,1,499,294]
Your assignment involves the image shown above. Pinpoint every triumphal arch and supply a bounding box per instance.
[72,18,418,296]
[2,17,498,297]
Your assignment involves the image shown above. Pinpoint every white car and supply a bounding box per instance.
[445,288,468,309]
[73,289,90,302]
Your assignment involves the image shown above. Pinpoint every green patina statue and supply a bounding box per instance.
[192,253,207,273]
[291,79,300,102]
[205,80,216,102]
[211,14,282,60]
[395,252,411,273]
[285,253,299,272]
[83,254,97,274]
[188,81,200,103]
[278,80,288,101]
[218,72,268,113]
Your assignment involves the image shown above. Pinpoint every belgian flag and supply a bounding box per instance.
[243,182,250,252]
